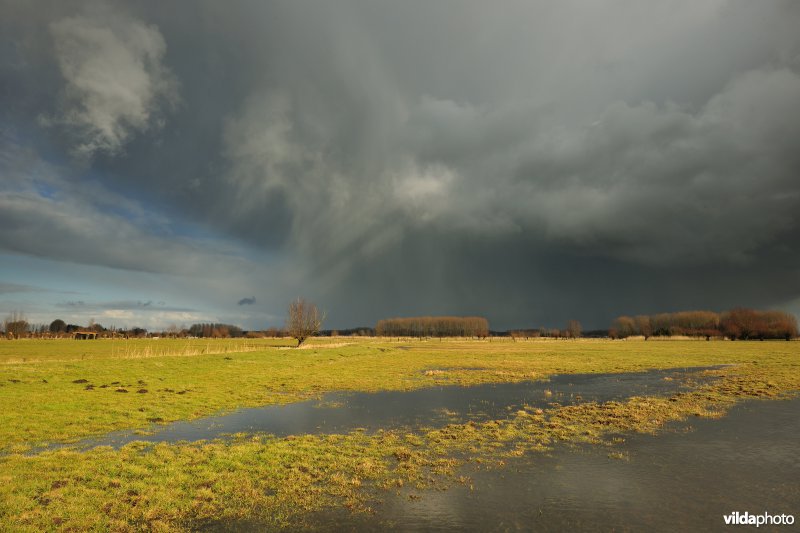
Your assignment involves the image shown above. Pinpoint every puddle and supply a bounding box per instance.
[65,367,720,450]
[303,397,800,532]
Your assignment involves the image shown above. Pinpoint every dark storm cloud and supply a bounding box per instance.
[2,0,800,328]
[238,297,256,306]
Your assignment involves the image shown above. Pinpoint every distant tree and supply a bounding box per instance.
[188,323,243,338]
[611,307,795,341]
[634,315,652,340]
[671,311,720,337]
[649,313,672,337]
[761,311,798,340]
[375,316,488,338]
[612,316,635,339]
[721,308,797,340]
[721,308,758,340]
[566,320,582,339]
[286,297,325,347]
[49,319,67,334]
[4,311,29,339]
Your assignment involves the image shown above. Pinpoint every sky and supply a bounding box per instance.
[1,0,800,331]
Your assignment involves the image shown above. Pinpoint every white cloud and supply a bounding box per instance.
[49,7,178,157]
[222,93,314,206]
[392,162,457,221]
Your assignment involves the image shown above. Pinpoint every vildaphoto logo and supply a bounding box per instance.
[724,512,795,527]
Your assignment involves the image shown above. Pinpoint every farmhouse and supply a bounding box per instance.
[73,331,98,340]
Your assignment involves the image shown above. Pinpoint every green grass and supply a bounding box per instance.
[0,337,798,530]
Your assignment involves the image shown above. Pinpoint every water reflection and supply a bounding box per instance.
[315,397,800,532]
[75,367,717,449]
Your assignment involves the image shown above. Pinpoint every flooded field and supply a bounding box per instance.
[73,367,718,449]
[3,339,798,531]
[300,397,800,532]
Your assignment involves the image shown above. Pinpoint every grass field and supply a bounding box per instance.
[1,337,798,530]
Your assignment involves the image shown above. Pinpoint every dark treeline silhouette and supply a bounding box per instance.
[4,314,259,340]
[376,316,489,338]
[583,329,610,338]
[611,308,798,340]
[2,316,151,339]
[320,328,376,337]
[505,319,583,340]
[4,316,260,340]
[188,323,244,338]
[507,328,578,340]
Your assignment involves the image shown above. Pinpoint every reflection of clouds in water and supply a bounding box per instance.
[64,368,717,450]
[323,398,800,531]
[386,486,475,530]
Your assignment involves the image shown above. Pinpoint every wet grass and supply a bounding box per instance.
[0,338,798,530]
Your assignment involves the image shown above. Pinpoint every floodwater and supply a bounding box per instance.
[309,397,800,532]
[74,367,717,449]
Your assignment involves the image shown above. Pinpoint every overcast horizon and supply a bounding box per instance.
[2,1,800,331]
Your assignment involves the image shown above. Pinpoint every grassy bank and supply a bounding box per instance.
[0,338,798,530]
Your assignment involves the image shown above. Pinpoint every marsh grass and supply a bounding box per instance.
[0,338,289,364]
[109,341,266,359]
[0,338,798,530]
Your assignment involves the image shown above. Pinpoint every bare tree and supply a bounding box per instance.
[286,297,325,347]
[634,315,652,340]
[566,319,582,339]
[612,316,636,339]
[4,311,29,339]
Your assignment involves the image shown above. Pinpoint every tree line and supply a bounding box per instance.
[611,308,798,340]
[508,320,583,340]
[375,316,489,338]
[2,314,147,339]
[187,323,244,338]
[5,305,796,342]
[0,313,250,339]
